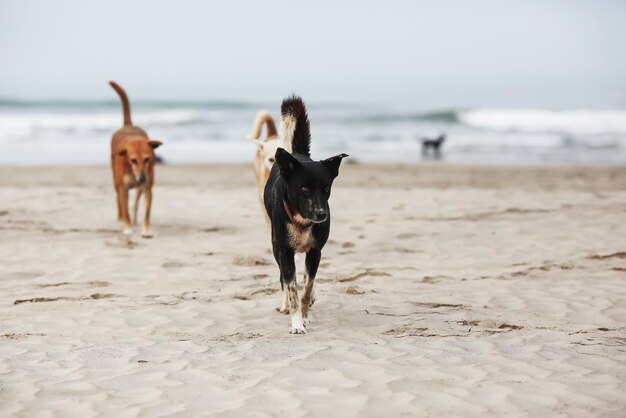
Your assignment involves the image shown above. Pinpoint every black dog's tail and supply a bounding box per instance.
[109,81,132,126]
[281,95,310,157]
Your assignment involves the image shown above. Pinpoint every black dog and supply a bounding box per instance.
[263,96,348,334]
[421,133,446,158]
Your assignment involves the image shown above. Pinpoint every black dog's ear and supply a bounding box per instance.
[322,153,348,178]
[275,147,301,178]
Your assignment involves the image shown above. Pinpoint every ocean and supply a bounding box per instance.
[1,100,625,165]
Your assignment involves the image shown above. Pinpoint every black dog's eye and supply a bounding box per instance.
[130,158,138,165]
[301,186,310,195]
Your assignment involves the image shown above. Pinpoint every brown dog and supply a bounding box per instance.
[109,81,162,237]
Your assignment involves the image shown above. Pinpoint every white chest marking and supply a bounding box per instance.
[287,224,315,253]
[123,174,139,188]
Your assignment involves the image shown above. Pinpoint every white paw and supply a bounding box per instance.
[123,227,133,235]
[141,229,153,239]
[290,326,307,335]
[276,307,289,315]
[290,311,307,334]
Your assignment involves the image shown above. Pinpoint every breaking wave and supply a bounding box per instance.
[0,100,625,165]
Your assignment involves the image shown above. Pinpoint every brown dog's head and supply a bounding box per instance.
[118,138,162,185]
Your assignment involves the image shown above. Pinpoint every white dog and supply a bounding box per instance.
[247,110,291,221]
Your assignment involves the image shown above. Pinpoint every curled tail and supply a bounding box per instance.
[109,81,132,126]
[281,95,310,157]
[247,110,278,141]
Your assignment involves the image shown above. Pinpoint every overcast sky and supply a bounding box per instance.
[1,0,625,108]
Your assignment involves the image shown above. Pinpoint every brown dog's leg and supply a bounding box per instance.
[113,156,122,220]
[142,188,153,238]
[117,185,132,235]
[116,188,122,220]
[133,188,143,226]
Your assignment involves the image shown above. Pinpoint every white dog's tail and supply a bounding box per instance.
[246,110,278,141]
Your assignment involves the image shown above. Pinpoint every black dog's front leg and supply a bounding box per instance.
[272,240,289,315]
[301,249,321,321]
[279,249,306,334]
[275,271,290,315]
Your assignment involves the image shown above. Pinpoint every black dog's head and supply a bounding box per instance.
[275,148,348,223]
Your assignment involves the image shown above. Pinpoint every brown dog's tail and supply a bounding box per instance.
[246,110,278,141]
[109,81,132,126]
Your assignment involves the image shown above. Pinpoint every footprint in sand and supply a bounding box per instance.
[14,293,117,305]
[383,327,429,337]
[194,252,215,257]
[105,237,143,249]
[456,319,523,331]
[338,269,390,283]
[214,332,263,342]
[472,320,524,333]
[233,256,272,267]
[234,287,279,300]
[345,285,366,295]
[38,280,110,288]
[253,273,269,279]
[1,333,46,340]
[198,225,237,234]
[383,319,524,339]
[162,261,190,269]
[412,301,466,309]
[587,251,626,260]
[421,275,453,284]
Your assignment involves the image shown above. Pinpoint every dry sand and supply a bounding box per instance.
[1,163,625,417]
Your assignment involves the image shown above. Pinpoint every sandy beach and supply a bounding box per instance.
[1,163,625,417]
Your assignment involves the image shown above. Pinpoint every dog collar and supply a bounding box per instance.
[283,199,311,228]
